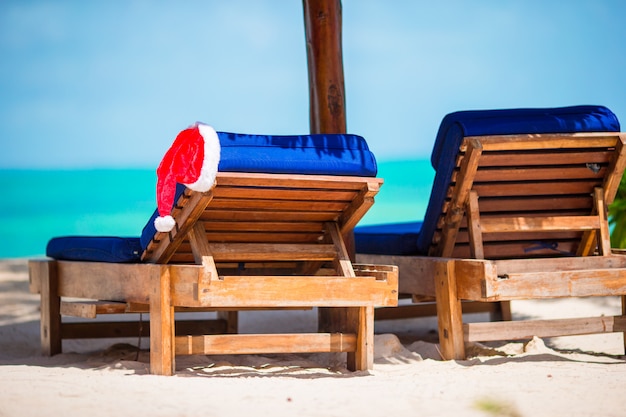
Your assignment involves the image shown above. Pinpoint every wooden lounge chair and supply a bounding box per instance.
[29,130,398,375]
[356,105,626,359]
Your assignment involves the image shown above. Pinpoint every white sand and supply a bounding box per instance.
[2,258,626,417]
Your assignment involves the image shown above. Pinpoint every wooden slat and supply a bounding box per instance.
[473,268,626,300]
[55,261,157,302]
[201,209,339,222]
[465,316,626,342]
[450,241,580,260]
[455,229,582,243]
[215,172,382,190]
[441,211,593,231]
[494,254,626,274]
[479,215,601,233]
[203,221,324,233]
[169,272,398,308]
[440,199,592,223]
[212,186,357,201]
[474,166,604,182]
[204,232,324,244]
[208,198,349,212]
[162,242,338,263]
[208,243,337,262]
[175,333,357,355]
[471,180,601,197]
[463,133,621,151]
[478,150,611,167]
[477,196,592,212]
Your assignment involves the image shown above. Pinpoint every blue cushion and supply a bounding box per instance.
[430,105,620,170]
[353,105,621,257]
[46,132,378,262]
[217,132,377,177]
[46,236,142,263]
[354,222,423,256]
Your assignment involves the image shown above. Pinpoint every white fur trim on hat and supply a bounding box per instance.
[154,215,176,233]
[185,123,221,192]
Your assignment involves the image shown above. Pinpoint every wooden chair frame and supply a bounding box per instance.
[364,132,626,359]
[29,172,398,375]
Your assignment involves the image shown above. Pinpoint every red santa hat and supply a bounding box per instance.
[154,123,221,233]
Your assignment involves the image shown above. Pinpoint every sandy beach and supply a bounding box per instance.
[2,258,626,417]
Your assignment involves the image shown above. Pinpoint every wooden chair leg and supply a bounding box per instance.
[39,261,62,356]
[435,260,465,360]
[217,311,238,334]
[346,306,374,371]
[150,268,175,376]
[491,301,512,322]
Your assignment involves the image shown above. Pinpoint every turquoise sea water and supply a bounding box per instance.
[0,160,434,259]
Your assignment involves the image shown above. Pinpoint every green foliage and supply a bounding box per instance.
[609,173,626,248]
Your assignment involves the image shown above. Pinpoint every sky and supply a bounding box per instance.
[1,0,626,169]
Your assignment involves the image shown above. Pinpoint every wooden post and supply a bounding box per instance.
[303,0,347,135]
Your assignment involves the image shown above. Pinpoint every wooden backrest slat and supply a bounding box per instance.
[207,198,349,212]
[203,221,324,233]
[212,187,357,201]
[473,166,605,182]
[478,150,611,167]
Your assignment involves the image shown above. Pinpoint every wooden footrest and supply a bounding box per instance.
[465,315,626,342]
[175,332,357,355]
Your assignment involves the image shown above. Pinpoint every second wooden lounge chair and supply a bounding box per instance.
[29,127,398,375]
[356,105,626,359]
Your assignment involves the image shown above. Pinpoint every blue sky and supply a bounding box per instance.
[1,0,625,169]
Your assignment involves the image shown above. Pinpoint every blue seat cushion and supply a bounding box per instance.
[354,222,423,256]
[354,105,621,257]
[217,132,377,177]
[46,236,142,263]
[46,132,378,262]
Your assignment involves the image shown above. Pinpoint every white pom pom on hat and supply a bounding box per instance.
[154,123,221,233]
